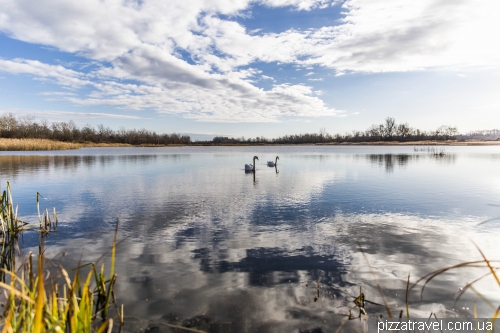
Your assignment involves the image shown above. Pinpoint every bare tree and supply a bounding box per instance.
[396,123,412,141]
[39,119,51,138]
[443,126,458,140]
[319,127,326,142]
[367,124,382,140]
[18,115,36,138]
[80,124,96,142]
[0,112,18,136]
[383,117,396,140]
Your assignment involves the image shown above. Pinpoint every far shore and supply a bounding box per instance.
[1,137,499,151]
[314,140,500,146]
[192,139,500,146]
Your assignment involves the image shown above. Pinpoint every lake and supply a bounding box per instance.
[1,145,499,332]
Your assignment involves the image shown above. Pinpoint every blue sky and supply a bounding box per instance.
[0,0,499,140]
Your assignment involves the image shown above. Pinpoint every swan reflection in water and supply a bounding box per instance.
[244,168,258,184]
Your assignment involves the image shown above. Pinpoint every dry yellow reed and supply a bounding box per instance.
[0,138,83,151]
[0,138,133,151]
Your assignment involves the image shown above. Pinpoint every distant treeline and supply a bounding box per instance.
[1,113,498,145]
[457,129,500,141]
[0,113,191,145]
[209,117,498,145]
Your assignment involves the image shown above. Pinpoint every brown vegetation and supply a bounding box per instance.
[2,112,499,148]
[0,112,191,145]
[0,138,84,151]
[0,138,143,151]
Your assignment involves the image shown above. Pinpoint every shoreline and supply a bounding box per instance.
[1,138,499,151]
[314,140,500,146]
[190,140,500,146]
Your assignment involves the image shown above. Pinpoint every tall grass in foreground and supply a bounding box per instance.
[410,243,500,319]
[0,251,122,332]
[0,182,123,332]
[331,241,500,333]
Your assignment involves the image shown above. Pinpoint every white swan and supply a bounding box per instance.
[245,156,259,171]
[267,156,279,167]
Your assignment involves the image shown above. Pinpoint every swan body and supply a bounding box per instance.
[245,156,259,171]
[267,156,279,167]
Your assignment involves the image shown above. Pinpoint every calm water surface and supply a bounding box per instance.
[1,146,499,332]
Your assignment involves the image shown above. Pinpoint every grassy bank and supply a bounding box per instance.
[0,138,135,151]
[1,137,500,151]
[0,138,85,151]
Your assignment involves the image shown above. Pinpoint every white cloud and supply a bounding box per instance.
[199,1,500,73]
[0,51,339,122]
[260,0,332,11]
[0,0,498,122]
[302,0,500,72]
[0,108,144,120]
[0,58,91,88]
[261,75,275,81]
[39,91,78,97]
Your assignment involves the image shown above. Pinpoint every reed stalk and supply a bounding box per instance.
[0,182,123,332]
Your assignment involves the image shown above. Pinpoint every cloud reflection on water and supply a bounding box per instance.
[2,147,499,331]
[37,211,499,332]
